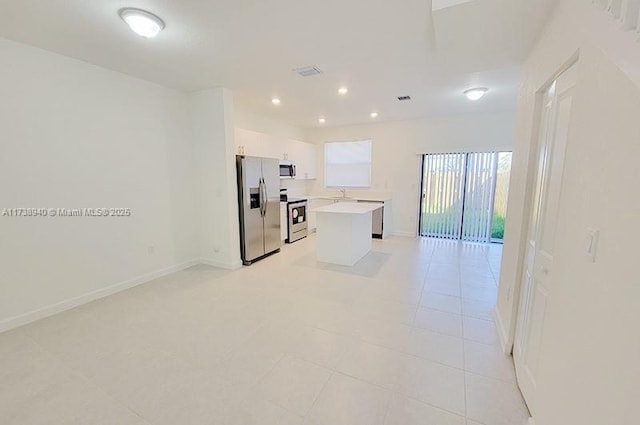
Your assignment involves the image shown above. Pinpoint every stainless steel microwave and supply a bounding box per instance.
[279,161,296,179]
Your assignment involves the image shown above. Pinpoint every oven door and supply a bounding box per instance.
[288,203,308,242]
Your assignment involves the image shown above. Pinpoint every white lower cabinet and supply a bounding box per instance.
[280,203,287,242]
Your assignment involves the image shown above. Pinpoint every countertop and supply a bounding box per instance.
[311,202,384,215]
[307,195,391,202]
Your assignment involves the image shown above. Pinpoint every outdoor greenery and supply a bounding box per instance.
[420,212,507,241]
[491,214,506,240]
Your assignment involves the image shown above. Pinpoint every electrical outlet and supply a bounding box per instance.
[147,246,155,255]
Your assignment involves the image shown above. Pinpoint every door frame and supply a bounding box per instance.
[514,61,577,414]
[500,50,580,353]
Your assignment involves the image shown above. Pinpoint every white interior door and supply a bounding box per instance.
[513,64,576,414]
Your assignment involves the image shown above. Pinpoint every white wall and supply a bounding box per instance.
[191,88,242,269]
[304,111,515,236]
[0,38,199,330]
[496,0,640,423]
[234,100,305,141]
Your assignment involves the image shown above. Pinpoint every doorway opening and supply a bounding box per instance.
[419,151,512,243]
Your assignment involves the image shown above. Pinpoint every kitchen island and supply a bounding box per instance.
[307,195,392,238]
[311,202,383,266]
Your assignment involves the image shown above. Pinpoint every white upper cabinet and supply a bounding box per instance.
[285,139,317,180]
[235,128,277,158]
[301,142,318,180]
[235,128,317,180]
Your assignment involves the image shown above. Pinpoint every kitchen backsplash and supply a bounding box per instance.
[280,178,315,197]
[281,178,391,201]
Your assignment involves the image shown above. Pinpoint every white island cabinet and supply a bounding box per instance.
[312,202,383,266]
[308,196,391,238]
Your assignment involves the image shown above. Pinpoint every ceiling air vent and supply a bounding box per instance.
[294,66,323,77]
[398,96,412,101]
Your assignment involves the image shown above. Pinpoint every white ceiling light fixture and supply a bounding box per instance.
[338,87,349,95]
[318,117,326,124]
[271,98,281,105]
[370,112,379,118]
[119,8,165,38]
[464,87,489,101]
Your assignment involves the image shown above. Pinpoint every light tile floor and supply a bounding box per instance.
[0,235,530,425]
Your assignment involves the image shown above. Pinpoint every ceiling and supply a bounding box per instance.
[0,0,557,128]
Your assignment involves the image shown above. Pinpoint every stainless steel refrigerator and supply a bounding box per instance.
[236,156,281,265]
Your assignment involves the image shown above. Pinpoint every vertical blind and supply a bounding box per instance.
[461,152,499,242]
[421,153,466,239]
[324,140,372,188]
[420,152,501,243]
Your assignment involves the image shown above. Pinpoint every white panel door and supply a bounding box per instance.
[514,64,576,414]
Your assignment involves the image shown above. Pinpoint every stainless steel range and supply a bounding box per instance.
[286,198,308,243]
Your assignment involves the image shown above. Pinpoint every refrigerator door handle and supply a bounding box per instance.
[259,178,266,217]
[262,178,268,215]
[258,178,263,217]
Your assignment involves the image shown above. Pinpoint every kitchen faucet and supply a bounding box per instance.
[339,188,347,198]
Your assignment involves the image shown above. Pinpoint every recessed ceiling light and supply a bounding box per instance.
[119,8,165,38]
[338,87,348,95]
[318,117,326,124]
[272,98,281,105]
[370,112,379,118]
[464,87,489,101]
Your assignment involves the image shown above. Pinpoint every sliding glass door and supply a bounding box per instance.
[460,152,498,242]
[419,153,466,239]
[419,151,512,243]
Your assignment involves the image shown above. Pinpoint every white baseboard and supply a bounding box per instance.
[494,308,514,355]
[391,231,418,238]
[0,258,200,334]
[200,257,243,270]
